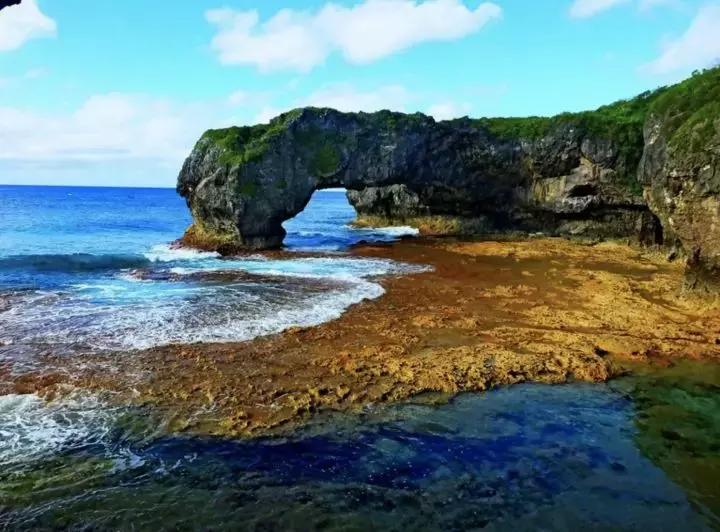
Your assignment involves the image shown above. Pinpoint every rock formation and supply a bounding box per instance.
[178,102,657,251]
[0,1,22,12]
[639,67,720,290]
[177,67,719,283]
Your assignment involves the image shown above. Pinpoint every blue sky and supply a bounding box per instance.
[0,0,718,187]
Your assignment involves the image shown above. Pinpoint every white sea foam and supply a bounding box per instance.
[167,256,429,279]
[0,392,118,465]
[1,252,431,356]
[373,226,420,237]
[143,244,220,262]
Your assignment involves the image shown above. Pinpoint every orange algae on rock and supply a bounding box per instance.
[4,237,720,437]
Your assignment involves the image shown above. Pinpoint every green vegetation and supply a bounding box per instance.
[196,68,718,195]
[237,182,258,196]
[466,87,668,195]
[310,144,340,176]
[649,66,720,160]
[180,223,238,253]
[199,108,304,167]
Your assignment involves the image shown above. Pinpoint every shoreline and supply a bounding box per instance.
[5,236,720,437]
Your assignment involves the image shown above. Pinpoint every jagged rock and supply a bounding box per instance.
[0,1,22,12]
[177,67,720,288]
[346,185,429,219]
[639,67,720,290]
[178,105,652,251]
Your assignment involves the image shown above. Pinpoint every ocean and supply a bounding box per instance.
[0,185,421,367]
[0,185,710,530]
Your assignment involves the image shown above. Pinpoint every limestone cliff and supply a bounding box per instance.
[177,67,719,284]
[178,96,660,251]
[639,67,720,290]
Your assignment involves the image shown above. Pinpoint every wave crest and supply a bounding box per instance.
[0,254,152,273]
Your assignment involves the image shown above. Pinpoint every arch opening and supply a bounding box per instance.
[279,187,419,252]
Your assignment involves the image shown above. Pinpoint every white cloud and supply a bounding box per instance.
[0,94,215,167]
[426,101,472,120]
[228,90,249,106]
[206,0,502,73]
[227,89,274,107]
[643,3,720,74]
[0,0,56,52]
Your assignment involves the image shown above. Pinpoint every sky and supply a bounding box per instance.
[0,0,718,188]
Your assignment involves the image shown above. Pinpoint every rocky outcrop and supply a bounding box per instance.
[178,101,658,251]
[177,67,720,286]
[639,68,720,290]
[347,185,429,220]
[0,1,22,12]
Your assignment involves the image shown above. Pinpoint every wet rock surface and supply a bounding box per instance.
[7,238,720,436]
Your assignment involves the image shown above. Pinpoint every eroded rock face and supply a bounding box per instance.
[177,67,719,288]
[0,1,22,12]
[178,108,651,251]
[639,68,720,289]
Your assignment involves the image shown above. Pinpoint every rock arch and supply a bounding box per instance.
[177,107,652,253]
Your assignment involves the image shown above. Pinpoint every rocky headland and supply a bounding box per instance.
[178,68,719,286]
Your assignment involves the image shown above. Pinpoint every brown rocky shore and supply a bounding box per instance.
[6,236,720,437]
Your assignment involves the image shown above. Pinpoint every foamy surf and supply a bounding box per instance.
[143,244,220,263]
[0,392,118,465]
[0,253,431,357]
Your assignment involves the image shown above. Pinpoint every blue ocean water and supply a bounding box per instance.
[0,185,420,364]
[0,186,711,530]
[0,384,708,530]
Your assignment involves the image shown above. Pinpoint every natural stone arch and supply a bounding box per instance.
[177,107,653,253]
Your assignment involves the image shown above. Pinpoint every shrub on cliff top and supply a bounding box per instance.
[649,66,720,159]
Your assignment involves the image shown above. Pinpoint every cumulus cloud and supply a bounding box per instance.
[206,0,502,73]
[0,94,215,166]
[643,3,720,74]
[0,0,56,52]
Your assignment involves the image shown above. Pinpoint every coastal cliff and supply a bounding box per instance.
[177,67,719,280]
[639,67,720,290]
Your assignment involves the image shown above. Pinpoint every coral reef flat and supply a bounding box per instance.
[8,237,719,438]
